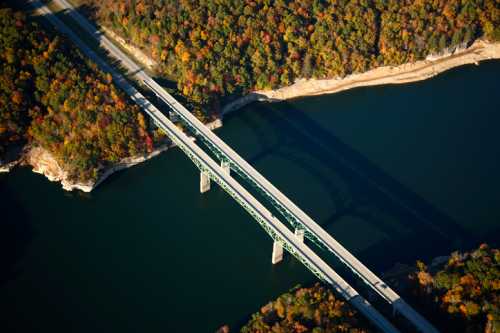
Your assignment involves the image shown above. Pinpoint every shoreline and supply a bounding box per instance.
[0,159,20,173]
[221,40,500,115]
[3,31,499,191]
[1,143,172,192]
[77,143,172,192]
[95,17,499,117]
[0,117,222,192]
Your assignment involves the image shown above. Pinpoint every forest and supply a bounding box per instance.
[3,1,498,179]
[0,7,160,182]
[236,244,499,333]
[239,283,371,333]
[82,0,500,112]
[412,244,499,333]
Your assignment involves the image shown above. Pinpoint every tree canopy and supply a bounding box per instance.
[0,8,158,182]
[83,0,500,112]
[413,244,499,333]
[240,283,371,333]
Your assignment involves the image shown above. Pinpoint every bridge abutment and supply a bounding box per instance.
[294,229,305,242]
[271,240,284,264]
[200,171,211,193]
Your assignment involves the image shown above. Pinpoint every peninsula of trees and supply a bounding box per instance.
[1,1,499,185]
[239,283,371,333]
[227,244,499,333]
[0,7,162,182]
[82,0,500,112]
[413,244,499,333]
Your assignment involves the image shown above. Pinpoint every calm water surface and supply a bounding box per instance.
[1,61,499,332]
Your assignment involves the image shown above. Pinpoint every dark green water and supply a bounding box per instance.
[1,61,499,332]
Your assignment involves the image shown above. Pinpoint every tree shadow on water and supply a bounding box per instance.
[0,184,34,287]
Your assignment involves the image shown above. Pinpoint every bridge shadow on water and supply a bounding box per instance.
[20,0,484,269]
[228,100,476,272]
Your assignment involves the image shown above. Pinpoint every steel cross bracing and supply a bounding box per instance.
[36,1,439,332]
[30,0,326,296]
[142,83,439,333]
[144,81,326,245]
[30,3,403,332]
[174,97,439,333]
[139,81,439,333]
[154,108,326,245]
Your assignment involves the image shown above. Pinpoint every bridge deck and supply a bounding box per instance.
[34,1,438,332]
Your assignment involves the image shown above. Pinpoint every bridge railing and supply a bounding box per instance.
[143,79,440,333]
[40,3,435,331]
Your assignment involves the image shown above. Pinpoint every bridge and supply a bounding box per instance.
[31,1,440,332]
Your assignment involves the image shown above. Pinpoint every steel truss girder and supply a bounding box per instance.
[173,114,399,303]
[162,127,330,285]
[189,126,328,250]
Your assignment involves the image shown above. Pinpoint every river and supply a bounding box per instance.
[1,61,499,332]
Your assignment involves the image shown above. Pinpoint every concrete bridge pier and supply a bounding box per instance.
[271,240,284,264]
[221,161,230,176]
[294,229,305,242]
[200,171,211,193]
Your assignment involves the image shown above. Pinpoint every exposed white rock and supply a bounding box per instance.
[222,40,500,115]
[23,144,172,192]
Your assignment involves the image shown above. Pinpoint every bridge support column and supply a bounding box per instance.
[221,161,230,176]
[294,229,305,242]
[200,171,211,193]
[271,240,284,264]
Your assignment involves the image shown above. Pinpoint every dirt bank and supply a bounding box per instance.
[222,40,500,115]
[1,143,171,192]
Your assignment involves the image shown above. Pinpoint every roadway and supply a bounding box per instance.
[48,2,438,332]
[48,1,441,332]
[28,1,402,332]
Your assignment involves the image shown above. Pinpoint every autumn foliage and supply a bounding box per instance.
[412,244,499,333]
[0,8,154,181]
[82,0,500,112]
[240,283,371,333]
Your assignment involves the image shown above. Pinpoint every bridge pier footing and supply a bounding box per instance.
[271,240,284,264]
[294,229,305,242]
[200,171,211,193]
[221,161,230,176]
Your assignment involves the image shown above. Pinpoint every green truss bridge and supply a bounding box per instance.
[31,1,440,332]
